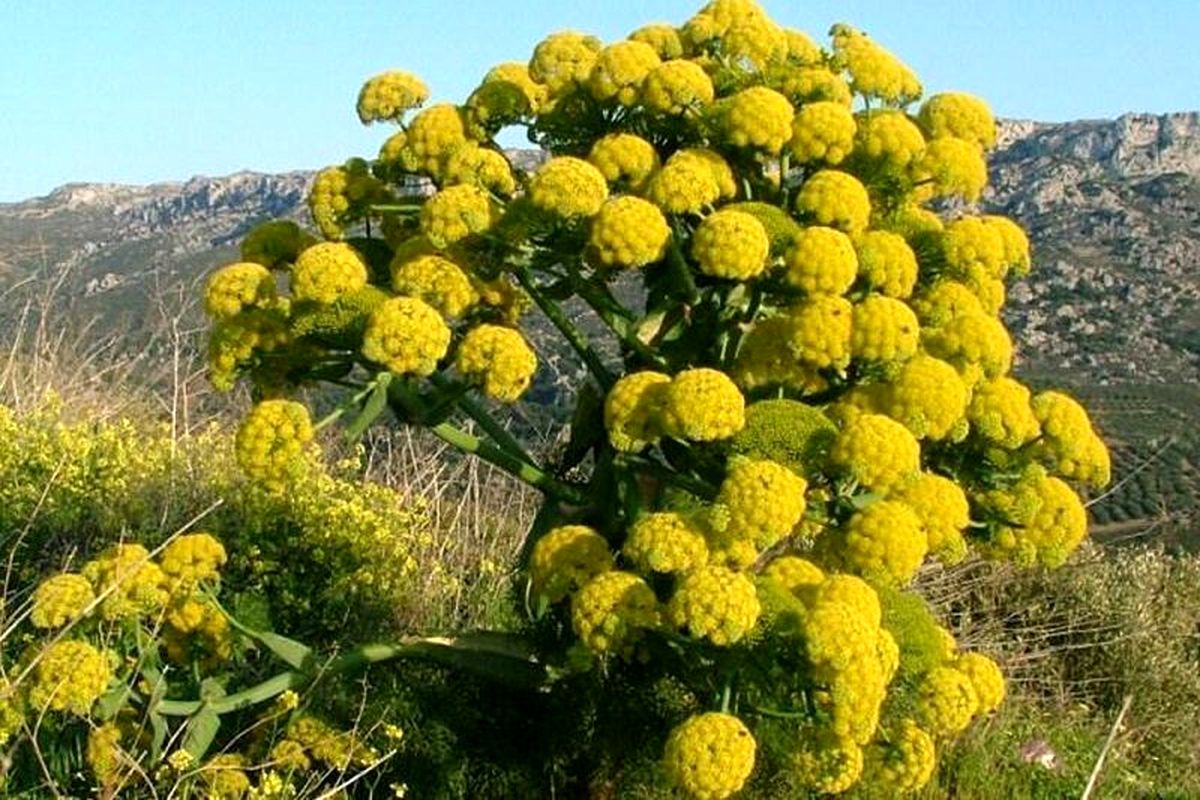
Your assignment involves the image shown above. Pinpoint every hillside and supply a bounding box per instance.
[1,113,1197,537]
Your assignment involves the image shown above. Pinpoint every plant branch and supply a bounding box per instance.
[513,264,615,389]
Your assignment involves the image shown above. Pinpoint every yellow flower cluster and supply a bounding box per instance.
[589,40,661,105]
[791,728,864,795]
[392,254,479,317]
[291,242,369,304]
[715,457,806,548]
[691,209,770,280]
[795,170,871,233]
[667,565,761,646]
[529,31,601,93]
[356,70,429,123]
[530,524,614,603]
[762,555,825,594]
[623,512,709,574]
[159,532,227,590]
[855,230,918,298]
[784,225,858,294]
[842,499,929,585]
[855,110,926,169]
[831,25,922,103]
[27,640,112,715]
[86,722,126,786]
[455,324,538,402]
[869,719,936,793]
[830,413,921,492]
[442,144,517,195]
[917,136,989,202]
[918,92,997,150]
[164,598,233,668]
[890,473,971,564]
[662,712,756,800]
[659,368,746,442]
[642,59,714,114]
[204,262,277,320]
[30,572,95,628]
[721,86,795,154]
[529,156,609,218]
[880,355,969,441]
[917,665,980,735]
[850,294,920,362]
[1032,390,1111,487]
[403,103,470,175]
[789,101,856,166]
[420,184,495,247]
[968,376,1042,449]
[234,399,315,491]
[588,196,671,268]
[571,569,659,655]
[784,295,854,370]
[362,296,451,376]
[629,24,684,59]
[288,715,378,769]
[588,133,660,189]
[306,162,388,240]
[991,472,1089,568]
[82,543,170,620]
[604,370,671,452]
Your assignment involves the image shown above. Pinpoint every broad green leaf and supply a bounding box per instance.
[345,372,392,442]
[182,708,221,761]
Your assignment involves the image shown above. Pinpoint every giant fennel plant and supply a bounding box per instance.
[11,0,1113,796]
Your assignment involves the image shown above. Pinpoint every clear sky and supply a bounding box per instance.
[2,0,1197,201]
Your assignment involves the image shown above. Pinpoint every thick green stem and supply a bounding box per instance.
[513,265,615,389]
[430,374,537,467]
[427,418,586,506]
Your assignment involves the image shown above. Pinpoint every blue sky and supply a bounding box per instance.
[1,0,1197,201]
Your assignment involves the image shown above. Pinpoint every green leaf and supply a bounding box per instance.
[94,680,132,721]
[849,492,883,511]
[245,628,315,672]
[345,372,392,442]
[397,632,548,690]
[182,708,221,761]
[559,382,603,473]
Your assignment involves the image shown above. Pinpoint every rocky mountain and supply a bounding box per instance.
[1,113,1198,535]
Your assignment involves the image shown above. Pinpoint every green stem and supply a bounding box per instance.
[667,229,701,305]
[314,375,389,432]
[513,265,616,389]
[572,282,669,370]
[430,374,537,467]
[427,418,586,506]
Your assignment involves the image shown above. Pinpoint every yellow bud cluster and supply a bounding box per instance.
[795,170,871,233]
[642,59,714,114]
[890,473,970,564]
[82,543,170,621]
[204,262,276,320]
[733,316,828,394]
[356,70,429,123]
[918,92,997,150]
[588,196,671,268]
[831,25,922,103]
[770,66,853,107]
[420,184,496,247]
[910,280,983,327]
[842,499,928,585]
[881,355,969,441]
[86,723,125,786]
[1032,390,1111,488]
[762,555,825,595]
[623,512,709,574]
[870,719,936,793]
[854,230,918,298]
[716,457,806,549]
[994,473,1088,568]
[917,137,989,202]
[662,712,756,800]
[571,570,659,655]
[917,665,979,735]
[692,209,770,280]
[529,31,601,94]
[529,157,610,218]
[850,294,920,362]
[721,86,795,154]
[923,311,1014,383]
[785,295,854,369]
[362,296,451,376]
[855,110,926,169]
[404,103,470,175]
[589,133,661,189]
[160,532,227,589]
[790,101,857,165]
[483,62,547,112]
[968,377,1041,449]
[942,216,1008,280]
[784,226,858,295]
[647,157,719,215]
[589,40,661,105]
[455,324,538,402]
[604,370,671,452]
[28,640,112,715]
[955,652,1006,714]
[30,573,95,628]
[529,525,614,603]
[723,15,788,68]
[668,565,760,646]
[984,215,1032,277]
[629,24,684,59]
[291,242,368,304]
[791,729,864,795]
[391,254,478,318]
[830,413,921,492]
[660,368,746,442]
[234,399,315,490]
[442,145,517,195]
